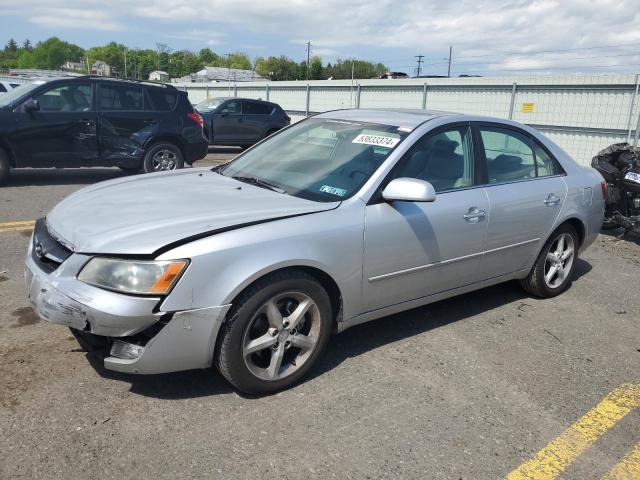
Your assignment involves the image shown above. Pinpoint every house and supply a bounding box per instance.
[63,61,86,72]
[149,70,170,82]
[91,61,112,77]
[176,66,264,83]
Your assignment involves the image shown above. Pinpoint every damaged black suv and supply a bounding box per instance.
[0,76,208,184]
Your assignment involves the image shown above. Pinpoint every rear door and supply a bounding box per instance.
[212,99,243,144]
[475,123,567,279]
[12,81,97,167]
[242,100,272,142]
[96,82,154,166]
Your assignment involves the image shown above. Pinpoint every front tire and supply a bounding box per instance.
[142,143,184,173]
[520,224,579,298]
[0,148,10,185]
[215,270,332,395]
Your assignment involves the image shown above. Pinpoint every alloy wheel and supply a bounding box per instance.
[543,233,575,288]
[151,149,178,171]
[242,291,321,381]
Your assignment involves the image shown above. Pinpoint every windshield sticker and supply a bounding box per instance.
[397,126,413,133]
[352,134,400,149]
[319,185,347,196]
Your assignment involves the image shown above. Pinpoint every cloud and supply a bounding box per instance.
[29,8,122,31]
[3,0,640,73]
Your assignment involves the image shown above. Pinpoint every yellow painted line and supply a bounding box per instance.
[507,384,640,480]
[602,442,640,480]
[0,220,35,227]
[0,226,34,233]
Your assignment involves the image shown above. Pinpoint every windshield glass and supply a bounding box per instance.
[219,118,408,202]
[195,98,224,112]
[0,82,44,107]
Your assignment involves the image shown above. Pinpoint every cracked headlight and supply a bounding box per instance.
[78,258,188,295]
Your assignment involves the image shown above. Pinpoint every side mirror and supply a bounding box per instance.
[23,99,40,113]
[219,108,229,116]
[382,177,436,202]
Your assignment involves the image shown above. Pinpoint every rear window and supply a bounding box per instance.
[145,88,178,112]
[244,101,273,115]
[98,84,144,111]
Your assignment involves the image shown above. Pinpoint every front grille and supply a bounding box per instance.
[31,218,73,273]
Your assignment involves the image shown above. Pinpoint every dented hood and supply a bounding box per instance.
[46,168,339,255]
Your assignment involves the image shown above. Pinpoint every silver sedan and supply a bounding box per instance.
[26,109,605,394]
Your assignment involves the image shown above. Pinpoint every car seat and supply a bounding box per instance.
[488,154,534,182]
[421,139,464,191]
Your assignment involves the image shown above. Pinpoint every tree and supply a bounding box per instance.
[22,39,32,52]
[310,56,323,80]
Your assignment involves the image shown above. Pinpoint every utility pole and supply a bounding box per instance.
[447,46,452,77]
[306,41,311,80]
[124,47,127,79]
[414,55,424,77]
[225,53,232,95]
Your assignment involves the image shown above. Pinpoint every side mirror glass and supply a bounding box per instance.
[23,99,40,113]
[382,177,437,202]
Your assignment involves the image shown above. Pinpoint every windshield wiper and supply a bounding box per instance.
[231,176,287,194]
[211,163,227,173]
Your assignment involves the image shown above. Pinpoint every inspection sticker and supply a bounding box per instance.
[319,185,347,196]
[352,134,400,148]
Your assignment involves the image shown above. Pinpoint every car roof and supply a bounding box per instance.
[314,108,454,128]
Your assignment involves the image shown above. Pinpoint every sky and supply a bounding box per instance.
[1,0,640,76]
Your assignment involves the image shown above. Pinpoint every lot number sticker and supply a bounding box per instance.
[352,134,400,149]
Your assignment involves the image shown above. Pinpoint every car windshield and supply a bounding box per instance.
[196,98,225,112]
[219,118,409,202]
[0,82,43,107]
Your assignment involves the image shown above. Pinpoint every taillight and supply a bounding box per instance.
[187,112,204,128]
[601,181,608,201]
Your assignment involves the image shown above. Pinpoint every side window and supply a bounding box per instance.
[34,84,91,112]
[391,126,474,192]
[480,128,536,183]
[97,84,144,111]
[0,84,6,93]
[244,101,272,115]
[223,100,241,114]
[532,141,561,177]
[145,88,177,111]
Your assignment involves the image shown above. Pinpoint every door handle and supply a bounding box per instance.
[544,194,561,206]
[80,119,95,126]
[463,207,487,222]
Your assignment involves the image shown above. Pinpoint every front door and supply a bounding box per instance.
[474,124,568,279]
[362,124,489,313]
[12,82,97,167]
[213,99,244,144]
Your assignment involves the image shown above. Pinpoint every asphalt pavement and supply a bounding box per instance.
[0,150,639,479]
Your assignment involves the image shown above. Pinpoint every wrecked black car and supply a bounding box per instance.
[592,142,640,232]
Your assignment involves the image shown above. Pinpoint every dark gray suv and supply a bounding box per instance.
[196,97,290,148]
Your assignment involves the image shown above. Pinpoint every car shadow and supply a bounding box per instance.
[208,146,243,154]
[87,259,592,400]
[3,168,131,187]
[600,227,640,245]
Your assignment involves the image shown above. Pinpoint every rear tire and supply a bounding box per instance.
[0,148,10,185]
[519,224,579,298]
[215,270,332,395]
[142,143,184,173]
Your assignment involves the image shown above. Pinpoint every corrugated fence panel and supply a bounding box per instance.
[176,74,640,165]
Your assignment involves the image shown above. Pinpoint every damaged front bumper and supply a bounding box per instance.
[26,251,231,375]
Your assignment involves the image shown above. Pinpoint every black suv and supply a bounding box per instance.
[195,97,290,148]
[0,76,208,183]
